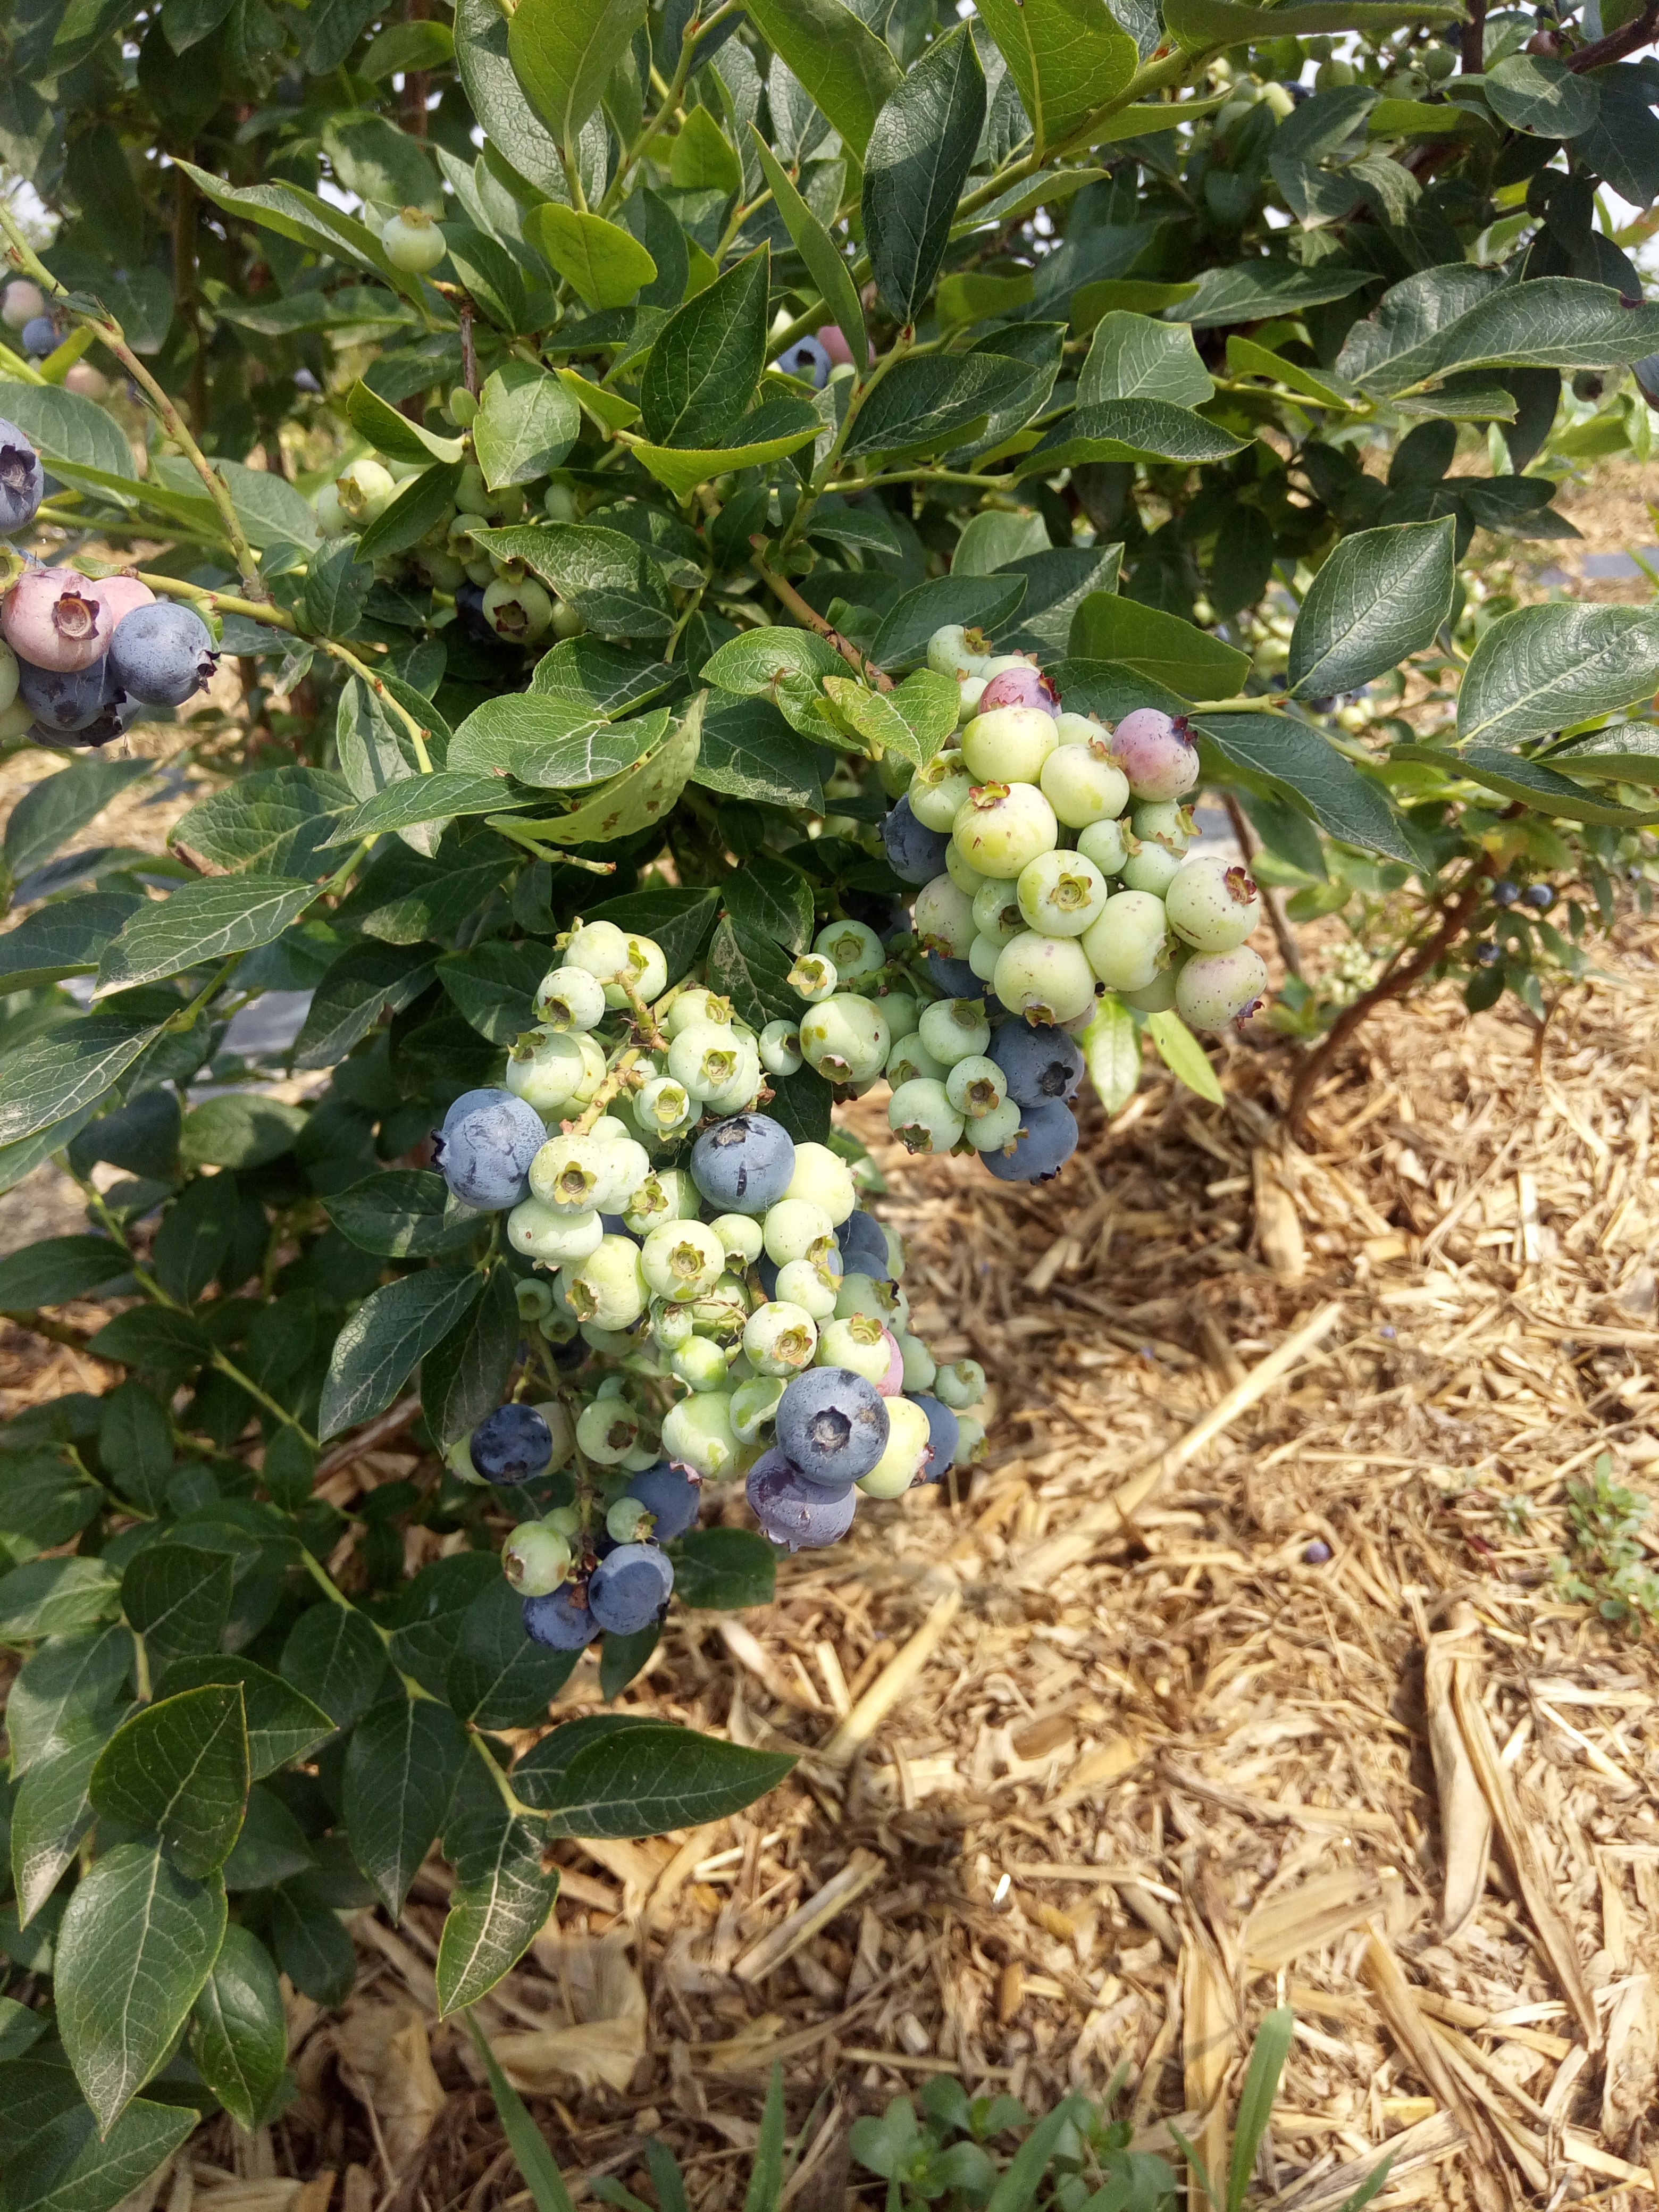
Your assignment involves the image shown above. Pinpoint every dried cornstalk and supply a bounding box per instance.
[1180,1940,1233,2209]
[1423,1602,1490,1937]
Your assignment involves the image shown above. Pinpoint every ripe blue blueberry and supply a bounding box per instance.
[522,1586,600,1649]
[1490,880,1519,908]
[775,1365,890,1487]
[980,1099,1079,1183]
[470,1403,554,1484]
[1522,884,1552,911]
[690,1113,795,1216]
[988,1020,1084,1107]
[20,315,56,358]
[882,794,951,888]
[836,1209,892,1282]
[432,1086,546,1209]
[776,334,832,389]
[18,654,113,732]
[624,1461,701,1542]
[587,1543,675,1633]
[911,1394,961,1481]
[0,418,44,532]
[1303,1539,1333,1565]
[925,951,985,1000]
[1474,941,1502,968]
[747,1449,859,1550]
[107,603,217,707]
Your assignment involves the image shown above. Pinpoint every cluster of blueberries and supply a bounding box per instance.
[426,924,990,1652]
[0,413,217,746]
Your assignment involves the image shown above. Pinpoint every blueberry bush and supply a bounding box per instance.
[1,0,1658,2182]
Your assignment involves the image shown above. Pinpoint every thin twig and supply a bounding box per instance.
[749,542,893,691]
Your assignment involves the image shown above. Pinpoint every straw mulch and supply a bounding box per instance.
[7,932,1659,2212]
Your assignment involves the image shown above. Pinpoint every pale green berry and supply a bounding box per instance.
[710,1213,765,1269]
[581,1321,638,1353]
[944,1054,1007,1120]
[1132,801,1194,854]
[800,994,890,1084]
[782,1141,856,1225]
[1041,742,1130,830]
[776,1257,840,1320]
[1121,967,1178,1012]
[699,1041,763,1113]
[914,873,976,960]
[934,1358,985,1409]
[664,985,733,1040]
[945,840,990,896]
[661,1390,742,1479]
[623,1167,698,1235]
[1077,818,1129,876]
[968,934,1001,982]
[381,206,447,272]
[952,781,1058,879]
[961,706,1060,786]
[956,1415,987,1463]
[744,1300,818,1377]
[445,1434,489,1486]
[993,932,1099,1025]
[691,1274,753,1340]
[516,1277,555,1320]
[886,1030,946,1087]
[834,1271,893,1323]
[900,1335,936,1392]
[541,1501,582,1539]
[593,1136,651,1213]
[1175,946,1269,1029]
[1018,850,1110,937]
[731,1373,786,1443]
[534,965,607,1031]
[508,1199,604,1265]
[878,991,920,1041]
[668,1021,745,1101]
[927,623,990,678]
[957,675,988,725]
[636,1075,697,1137]
[588,1115,629,1144]
[910,750,974,832]
[1082,890,1171,993]
[1055,710,1107,748]
[1121,841,1182,896]
[918,997,991,1067]
[883,1224,906,1280]
[606,1497,653,1543]
[653,1299,697,1350]
[965,1096,1025,1153]
[816,1312,892,1386]
[857,1396,931,1497]
[314,483,348,535]
[335,457,396,524]
[558,1235,649,1329]
[565,920,668,1007]
[789,952,837,1001]
[641,1219,727,1303]
[506,1028,589,1115]
[671,1335,730,1390]
[759,1019,803,1076]
[814,917,885,987]
[483,575,552,644]
[576,1397,642,1463]
[762,1197,835,1266]
[502,1521,573,1595]
[972,878,1026,947]
[1164,854,1262,953]
[889,1077,965,1155]
[530,1134,607,1216]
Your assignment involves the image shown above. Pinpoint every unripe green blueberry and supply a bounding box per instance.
[558,1235,649,1329]
[502,1521,573,1595]
[671,1335,730,1390]
[592,1136,651,1213]
[1164,854,1262,953]
[886,1030,946,1087]
[913,873,977,959]
[636,1075,697,1137]
[455,462,492,515]
[576,1397,642,1463]
[581,1322,638,1355]
[535,964,607,1032]
[1077,818,1129,876]
[606,1496,653,1544]
[1017,850,1110,937]
[817,1312,893,1386]
[623,1167,698,1234]
[934,1358,985,1410]
[889,1077,965,1155]
[945,841,990,896]
[834,1271,894,1325]
[945,1054,1008,1120]
[1082,891,1171,992]
[641,1219,727,1302]
[381,206,447,272]
[516,1276,556,1321]
[1175,946,1269,1029]
[878,991,920,1041]
[958,675,988,725]
[731,1373,786,1443]
[710,1213,766,1269]
[530,1133,608,1216]
[956,1415,987,1463]
[961,705,1060,785]
[1053,711,1102,748]
[857,1395,931,1496]
[910,750,974,832]
[759,1019,803,1076]
[1132,801,1194,854]
[464,557,495,586]
[814,917,885,987]
[653,1299,696,1351]
[918,997,992,1067]
[789,952,837,1001]
[701,1040,762,1115]
[314,482,348,535]
[506,1028,590,1116]
[965,1095,1025,1153]
[1040,742,1130,829]
[968,934,1002,983]
[993,932,1099,1025]
[744,1299,818,1376]
[662,985,733,1040]
[763,1197,835,1266]
[1121,967,1178,1012]
[1121,841,1182,895]
[782,1141,856,1224]
[952,782,1058,879]
[661,1390,742,1479]
[668,1021,746,1101]
[776,1257,840,1319]
[508,1198,604,1265]
[900,1335,936,1392]
[972,878,1026,947]
[482,575,552,643]
[335,457,396,524]
[799,994,891,1084]
[927,622,991,678]
[567,920,668,1008]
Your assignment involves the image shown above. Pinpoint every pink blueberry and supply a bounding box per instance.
[817,325,862,368]
[92,576,156,629]
[1108,707,1200,803]
[979,664,1061,720]
[2,567,108,674]
[875,1329,905,1398]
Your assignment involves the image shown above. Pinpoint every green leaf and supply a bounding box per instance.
[222,1784,317,1892]
[556,364,642,433]
[342,1695,470,1916]
[437,940,550,1043]
[435,1764,557,2014]
[270,1874,358,2007]
[639,247,770,450]
[0,1560,121,1644]
[176,162,433,315]
[0,1235,128,1309]
[705,915,801,1031]
[0,382,137,487]
[521,1721,793,1840]
[462,2015,580,2212]
[191,1924,287,2133]
[871,573,1029,671]
[669,105,742,195]
[325,1171,491,1260]
[5,1626,133,1777]
[1078,312,1216,407]
[422,1262,520,1449]
[85,1306,212,1382]
[90,1687,250,1880]
[1458,603,1659,752]
[3,758,149,886]
[702,628,845,695]
[169,769,351,880]
[822,670,959,770]
[150,1175,236,1305]
[295,941,439,1069]
[387,1555,501,1694]
[743,0,902,157]
[451,698,669,787]
[1145,1011,1226,1104]
[507,0,646,157]
[0,1017,161,1150]
[844,352,1035,458]
[719,857,815,953]
[583,887,723,985]
[303,541,373,645]
[1545,722,1659,782]
[279,1603,390,1733]
[1485,52,1599,136]
[0,2066,195,2212]
[356,460,467,563]
[862,24,986,324]
[1165,0,1460,41]
[1288,518,1456,699]
[509,695,703,846]
[319,1268,486,1440]
[632,397,822,500]
[747,131,868,371]
[1020,398,1246,471]
[1069,597,1250,697]
[0,896,147,993]
[324,772,527,845]
[470,523,676,641]
[1080,995,1141,1114]
[1000,546,1123,659]
[11,1729,108,1927]
[1418,744,1659,827]
[973,0,1137,158]
[1228,2008,1294,2212]
[345,380,465,466]
[1180,259,1374,326]
[454,0,565,197]
[1351,275,1659,398]
[1191,710,1421,864]
[120,1545,234,1674]
[524,204,657,310]
[98,1385,173,1515]
[94,878,317,999]
[150,1657,333,1780]
[669,1527,778,1610]
[446,1576,582,1729]
[177,1096,307,1174]
[363,18,455,74]
[56,1842,227,2134]
[474,363,581,490]
[323,110,442,214]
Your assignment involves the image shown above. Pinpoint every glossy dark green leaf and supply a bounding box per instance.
[1288,518,1457,699]
[221,1783,317,1891]
[1485,52,1599,137]
[696,697,828,811]
[1458,602,1659,752]
[507,0,646,153]
[453,0,565,197]
[446,1577,581,1730]
[1020,399,1246,473]
[4,1626,133,1777]
[872,574,1029,672]
[434,1759,556,2014]
[639,247,770,450]
[2,758,149,886]
[469,524,675,641]
[342,1695,469,1916]
[720,857,815,953]
[531,1721,793,1839]
[325,1170,490,1259]
[0,1017,162,1150]
[1192,711,1422,865]
[96,1384,173,1515]
[151,1174,239,1305]
[0,2063,196,2212]
[86,1305,211,1382]
[1069,596,1250,697]
[318,1267,485,1440]
[56,1842,227,2133]
[10,1728,109,1927]
[90,1686,250,1879]
[449,696,668,787]
[421,1262,520,1452]
[705,916,800,1032]
[94,878,317,999]
[0,1559,122,1644]
[743,0,901,156]
[179,1096,307,1173]
[279,1602,390,1732]
[294,942,439,1069]
[0,1451,102,1552]
[1182,258,1374,328]
[0,896,148,993]
[844,353,1034,458]
[0,1236,129,1310]
[1078,312,1215,408]
[974,0,1137,157]
[270,1872,359,2006]
[748,131,867,368]
[150,1656,333,1780]
[191,1923,287,2131]
[356,460,467,562]
[1000,546,1123,659]
[863,25,986,323]
[386,1552,502,1695]
[670,1527,778,1610]
[120,1544,234,1673]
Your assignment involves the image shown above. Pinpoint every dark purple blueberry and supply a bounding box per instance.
[471,1403,554,1485]
[747,1449,859,1550]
